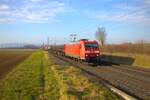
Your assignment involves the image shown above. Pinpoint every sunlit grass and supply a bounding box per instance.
[0,51,45,99]
[48,54,120,100]
[0,51,120,100]
[103,52,150,68]
[43,52,60,100]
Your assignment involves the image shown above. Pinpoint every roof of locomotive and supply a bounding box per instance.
[65,39,98,46]
[79,39,98,43]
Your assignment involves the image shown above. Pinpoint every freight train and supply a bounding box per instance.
[49,39,101,63]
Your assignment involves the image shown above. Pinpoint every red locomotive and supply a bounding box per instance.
[64,39,100,62]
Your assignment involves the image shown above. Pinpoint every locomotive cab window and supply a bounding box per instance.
[85,43,99,48]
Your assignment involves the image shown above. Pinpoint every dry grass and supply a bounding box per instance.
[101,42,150,68]
[43,52,60,100]
[102,52,150,68]
[48,54,120,100]
[103,42,150,55]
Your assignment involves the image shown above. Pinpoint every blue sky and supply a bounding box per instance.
[0,0,150,45]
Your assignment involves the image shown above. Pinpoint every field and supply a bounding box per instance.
[103,43,150,55]
[102,52,150,68]
[0,50,120,100]
[101,43,150,68]
[0,49,34,79]
[0,51,45,99]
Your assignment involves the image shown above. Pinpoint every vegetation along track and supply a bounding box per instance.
[49,51,150,100]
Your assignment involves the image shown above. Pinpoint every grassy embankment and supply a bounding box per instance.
[101,43,150,68]
[0,51,120,100]
[102,52,150,69]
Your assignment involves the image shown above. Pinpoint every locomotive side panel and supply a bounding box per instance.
[64,44,80,59]
[79,41,86,60]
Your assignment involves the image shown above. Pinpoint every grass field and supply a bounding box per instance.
[0,49,34,79]
[0,51,120,100]
[102,52,150,69]
[101,43,150,68]
[0,50,46,99]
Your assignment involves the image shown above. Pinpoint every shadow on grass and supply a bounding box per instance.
[100,54,135,66]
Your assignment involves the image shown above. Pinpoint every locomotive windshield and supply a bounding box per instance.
[85,43,98,48]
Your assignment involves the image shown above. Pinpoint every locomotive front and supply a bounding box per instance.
[77,39,100,62]
[83,40,100,62]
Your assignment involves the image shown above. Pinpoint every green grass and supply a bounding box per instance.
[43,52,60,100]
[0,51,45,100]
[0,51,63,100]
[0,51,121,100]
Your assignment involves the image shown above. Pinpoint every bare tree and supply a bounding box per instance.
[95,27,107,46]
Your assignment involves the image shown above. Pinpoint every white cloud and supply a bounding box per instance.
[113,3,137,10]
[90,0,150,26]
[93,12,150,25]
[0,4,9,11]
[0,0,67,23]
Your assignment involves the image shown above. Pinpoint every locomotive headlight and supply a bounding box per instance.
[96,54,99,56]
[85,54,88,56]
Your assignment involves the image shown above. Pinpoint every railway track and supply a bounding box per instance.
[49,51,150,100]
[94,67,150,99]
[110,65,150,83]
